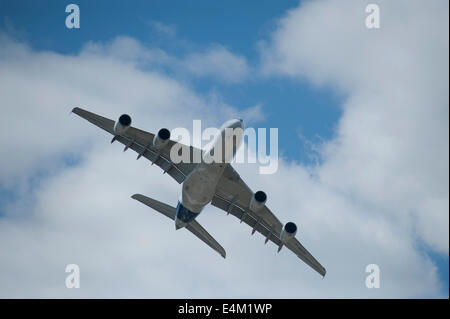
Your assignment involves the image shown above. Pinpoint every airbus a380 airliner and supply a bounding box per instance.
[72,107,326,276]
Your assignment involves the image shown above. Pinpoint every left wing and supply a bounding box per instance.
[72,107,200,184]
[211,164,326,276]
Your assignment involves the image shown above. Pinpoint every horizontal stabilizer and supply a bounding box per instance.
[131,194,176,220]
[131,194,226,258]
[185,221,226,259]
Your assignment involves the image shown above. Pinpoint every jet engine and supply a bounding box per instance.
[114,114,132,135]
[249,191,267,212]
[280,222,297,243]
[153,128,171,149]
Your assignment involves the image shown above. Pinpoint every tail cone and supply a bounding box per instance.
[175,217,186,230]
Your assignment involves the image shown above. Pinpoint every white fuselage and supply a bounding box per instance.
[180,119,244,214]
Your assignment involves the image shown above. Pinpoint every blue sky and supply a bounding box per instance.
[0,0,342,164]
[0,0,447,298]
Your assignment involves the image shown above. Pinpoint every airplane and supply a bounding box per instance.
[72,107,326,276]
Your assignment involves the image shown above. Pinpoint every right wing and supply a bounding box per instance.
[212,164,326,276]
[132,194,226,258]
[72,107,201,184]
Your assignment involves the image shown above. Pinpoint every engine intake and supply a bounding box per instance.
[280,222,297,243]
[114,114,132,135]
[153,128,171,148]
[250,190,267,212]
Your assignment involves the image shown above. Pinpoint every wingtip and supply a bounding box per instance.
[131,194,141,200]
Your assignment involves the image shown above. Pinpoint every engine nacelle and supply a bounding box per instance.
[153,128,171,149]
[249,191,267,212]
[280,222,297,243]
[114,114,132,135]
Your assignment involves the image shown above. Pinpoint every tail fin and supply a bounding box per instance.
[131,194,226,258]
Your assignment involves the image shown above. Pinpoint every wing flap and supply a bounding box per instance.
[217,165,283,235]
[211,194,283,247]
[116,135,186,183]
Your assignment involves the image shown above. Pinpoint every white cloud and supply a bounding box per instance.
[0,34,260,185]
[80,37,251,84]
[261,0,449,254]
[148,20,176,37]
[81,36,175,67]
[0,0,447,298]
[184,45,251,83]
